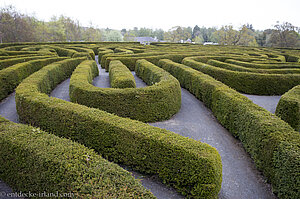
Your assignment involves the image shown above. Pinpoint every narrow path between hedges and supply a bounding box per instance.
[0,56,279,199]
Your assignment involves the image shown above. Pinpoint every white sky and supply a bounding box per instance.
[0,0,299,31]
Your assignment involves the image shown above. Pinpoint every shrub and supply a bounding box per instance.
[158,59,300,199]
[0,116,154,198]
[276,85,300,131]
[15,58,222,199]
[0,55,53,70]
[183,57,300,95]
[0,57,67,101]
[225,59,300,69]
[109,60,136,88]
[69,59,181,122]
[207,59,300,74]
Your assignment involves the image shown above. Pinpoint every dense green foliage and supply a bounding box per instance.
[70,59,181,122]
[1,41,299,198]
[158,59,300,199]
[276,85,300,131]
[15,57,222,199]
[109,60,136,88]
[183,57,300,95]
[0,57,67,101]
[0,116,155,198]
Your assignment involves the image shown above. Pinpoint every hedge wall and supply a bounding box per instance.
[0,116,154,198]
[182,57,300,95]
[0,55,53,70]
[0,57,67,101]
[225,59,300,69]
[158,59,300,199]
[207,59,300,74]
[275,85,300,131]
[15,58,222,199]
[109,60,136,88]
[69,59,181,122]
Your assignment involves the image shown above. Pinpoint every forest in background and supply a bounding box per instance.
[1,5,300,47]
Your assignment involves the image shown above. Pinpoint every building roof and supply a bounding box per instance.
[134,37,158,43]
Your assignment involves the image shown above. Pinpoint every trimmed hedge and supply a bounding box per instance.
[0,116,155,198]
[103,54,197,71]
[109,60,136,88]
[182,57,300,95]
[114,48,134,54]
[207,59,300,74]
[97,48,114,67]
[158,59,300,199]
[0,57,67,101]
[276,85,300,131]
[0,55,53,70]
[225,59,300,69]
[15,58,222,199]
[70,59,181,122]
[66,46,95,60]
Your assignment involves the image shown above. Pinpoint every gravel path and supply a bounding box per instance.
[150,89,276,199]
[242,94,281,113]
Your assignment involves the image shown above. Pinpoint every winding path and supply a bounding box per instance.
[0,56,280,198]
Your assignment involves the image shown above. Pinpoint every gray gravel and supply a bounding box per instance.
[0,92,19,123]
[150,88,276,199]
[243,94,281,113]
[0,180,24,199]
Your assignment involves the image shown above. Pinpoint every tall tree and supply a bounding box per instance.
[268,22,300,47]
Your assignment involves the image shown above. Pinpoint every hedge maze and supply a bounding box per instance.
[0,42,299,198]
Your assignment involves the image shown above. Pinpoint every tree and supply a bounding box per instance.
[267,22,300,47]
[0,5,37,42]
[236,25,258,46]
[102,30,122,41]
[153,29,165,40]
[214,25,258,46]
[192,25,201,39]
[164,26,191,42]
[213,25,240,45]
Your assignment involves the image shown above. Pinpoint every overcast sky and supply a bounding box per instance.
[1,0,299,31]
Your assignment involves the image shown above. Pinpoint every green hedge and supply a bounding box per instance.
[225,59,300,69]
[70,59,181,122]
[182,57,300,95]
[113,48,134,54]
[99,52,167,68]
[109,60,136,88]
[0,116,154,198]
[207,59,300,74]
[97,48,114,67]
[103,54,197,71]
[0,57,67,101]
[15,58,222,199]
[158,59,300,199]
[66,46,95,60]
[275,85,300,131]
[0,55,54,70]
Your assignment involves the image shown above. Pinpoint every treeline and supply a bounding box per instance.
[0,6,122,43]
[1,5,300,47]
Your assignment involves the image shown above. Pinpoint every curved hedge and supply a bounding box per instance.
[225,59,300,69]
[70,59,181,122]
[207,59,300,74]
[15,58,222,198]
[0,57,67,101]
[109,60,136,88]
[182,57,300,95]
[276,85,300,131]
[158,59,300,199]
[0,116,154,198]
[0,55,54,70]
